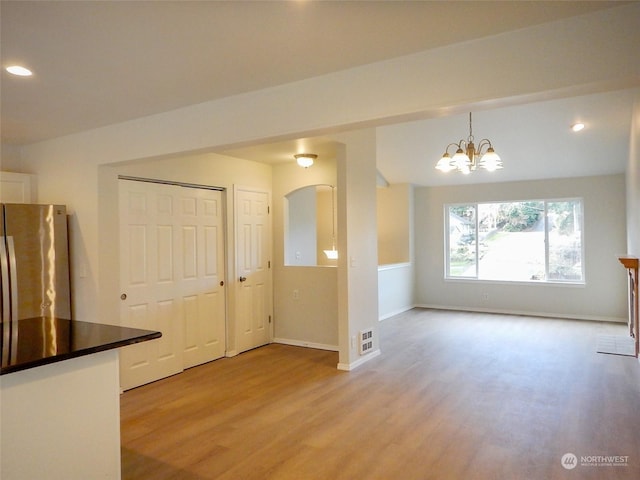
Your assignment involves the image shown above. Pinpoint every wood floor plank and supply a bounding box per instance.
[121,309,640,479]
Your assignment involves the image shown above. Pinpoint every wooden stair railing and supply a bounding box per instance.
[618,256,639,358]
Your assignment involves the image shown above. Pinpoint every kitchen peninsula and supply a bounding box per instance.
[1,317,160,480]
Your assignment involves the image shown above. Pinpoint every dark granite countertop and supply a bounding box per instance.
[1,317,161,375]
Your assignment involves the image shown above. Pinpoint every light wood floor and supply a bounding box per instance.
[121,309,640,479]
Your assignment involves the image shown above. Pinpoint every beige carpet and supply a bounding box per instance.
[596,334,636,356]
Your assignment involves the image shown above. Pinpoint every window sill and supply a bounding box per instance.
[444,277,586,288]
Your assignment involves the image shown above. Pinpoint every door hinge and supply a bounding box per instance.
[268,260,271,269]
[269,315,272,324]
[267,205,270,214]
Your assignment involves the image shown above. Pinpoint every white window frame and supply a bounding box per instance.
[444,198,585,285]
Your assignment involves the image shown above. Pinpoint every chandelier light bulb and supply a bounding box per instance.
[479,148,503,171]
[436,153,455,172]
[452,149,470,169]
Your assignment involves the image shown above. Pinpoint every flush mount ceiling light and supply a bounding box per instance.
[571,122,585,132]
[435,112,503,174]
[294,153,317,168]
[5,65,33,77]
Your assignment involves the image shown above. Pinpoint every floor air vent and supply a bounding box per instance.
[359,329,374,355]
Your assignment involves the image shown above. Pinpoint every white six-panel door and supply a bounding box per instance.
[179,187,226,369]
[119,179,226,390]
[235,187,271,353]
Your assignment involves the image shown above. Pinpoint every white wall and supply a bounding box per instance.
[334,130,380,369]
[285,187,317,265]
[627,93,640,257]
[97,152,272,353]
[377,183,413,265]
[273,266,338,350]
[0,144,23,170]
[273,155,338,350]
[315,186,336,266]
[415,175,628,322]
[377,183,415,320]
[378,263,414,320]
[14,5,640,365]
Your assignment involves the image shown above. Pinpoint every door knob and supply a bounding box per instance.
[239,276,247,282]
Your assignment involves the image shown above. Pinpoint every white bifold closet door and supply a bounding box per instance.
[119,179,226,390]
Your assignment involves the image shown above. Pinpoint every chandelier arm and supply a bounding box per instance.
[476,139,493,154]
[443,142,463,154]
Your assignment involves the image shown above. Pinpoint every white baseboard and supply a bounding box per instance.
[379,304,417,321]
[337,349,381,371]
[272,338,339,352]
[415,303,627,323]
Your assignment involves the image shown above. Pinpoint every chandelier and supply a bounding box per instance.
[435,112,503,174]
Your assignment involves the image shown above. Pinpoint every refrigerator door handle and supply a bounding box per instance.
[0,236,11,323]
[2,236,20,365]
[6,236,18,322]
[1,236,9,367]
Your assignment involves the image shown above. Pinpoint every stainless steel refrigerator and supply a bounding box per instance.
[1,203,72,323]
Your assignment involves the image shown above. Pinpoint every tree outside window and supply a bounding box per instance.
[446,199,584,283]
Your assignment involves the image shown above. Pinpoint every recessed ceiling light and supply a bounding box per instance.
[6,65,33,77]
[571,122,585,132]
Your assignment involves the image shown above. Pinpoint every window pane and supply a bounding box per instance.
[445,199,584,284]
[547,200,583,281]
[448,205,476,277]
[477,201,545,281]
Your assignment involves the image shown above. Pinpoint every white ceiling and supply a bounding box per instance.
[1,1,637,186]
[375,89,636,187]
[221,88,637,187]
